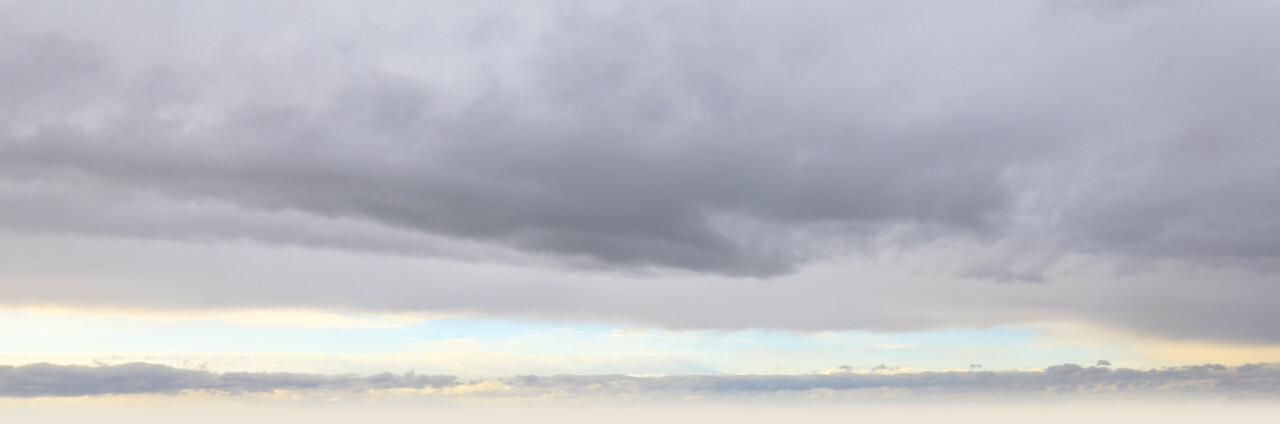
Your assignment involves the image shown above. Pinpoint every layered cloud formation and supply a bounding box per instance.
[4,362,1279,400]
[2,1,1279,342]
[0,363,458,398]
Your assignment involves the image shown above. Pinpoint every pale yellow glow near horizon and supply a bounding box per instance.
[5,306,1279,373]
[0,350,709,378]
[1035,321,1280,367]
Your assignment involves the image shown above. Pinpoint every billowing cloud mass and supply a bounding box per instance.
[3,362,1279,400]
[2,1,1279,341]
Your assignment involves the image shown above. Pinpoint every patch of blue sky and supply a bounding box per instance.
[399,320,1134,373]
[0,311,1136,374]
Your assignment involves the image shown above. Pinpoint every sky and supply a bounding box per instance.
[2,0,1280,420]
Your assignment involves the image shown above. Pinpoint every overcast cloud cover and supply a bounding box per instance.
[2,1,1280,342]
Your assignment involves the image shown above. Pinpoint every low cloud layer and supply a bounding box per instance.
[0,363,457,398]
[3,362,1279,400]
[504,363,1280,399]
[2,1,1279,341]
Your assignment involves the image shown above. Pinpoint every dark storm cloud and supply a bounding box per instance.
[0,362,457,397]
[4,362,1279,399]
[2,1,1280,341]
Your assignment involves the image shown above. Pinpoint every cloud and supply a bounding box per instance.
[499,363,1280,399]
[0,362,457,398]
[4,362,1279,400]
[0,1,1279,342]
[3,0,1278,276]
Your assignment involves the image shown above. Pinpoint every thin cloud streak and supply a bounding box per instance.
[0,363,458,398]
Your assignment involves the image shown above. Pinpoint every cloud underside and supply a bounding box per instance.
[3,1,1278,276]
[2,362,1278,400]
[2,1,1280,340]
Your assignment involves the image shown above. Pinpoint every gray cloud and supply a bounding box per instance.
[0,362,457,398]
[502,363,1280,399]
[3,362,1279,400]
[1,1,1279,341]
[3,0,1277,276]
